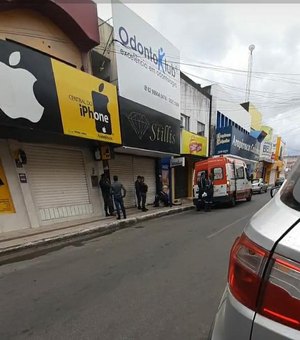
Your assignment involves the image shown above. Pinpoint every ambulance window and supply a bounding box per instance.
[236,166,245,179]
[213,167,223,180]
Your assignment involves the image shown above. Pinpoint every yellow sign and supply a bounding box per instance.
[181,129,207,157]
[101,145,111,160]
[52,60,122,144]
[0,160,15,214]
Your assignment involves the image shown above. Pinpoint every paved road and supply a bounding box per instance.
[0,194,271,340]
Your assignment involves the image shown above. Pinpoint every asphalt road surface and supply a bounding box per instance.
[0,193,271,340]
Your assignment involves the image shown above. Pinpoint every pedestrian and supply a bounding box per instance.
[196,171,206,211]
[204,173,214,212]
[140,176,148,211]
[99,173,114,217]
[111,175,127,220]
[154,184,170,207]
[135,175,142,209]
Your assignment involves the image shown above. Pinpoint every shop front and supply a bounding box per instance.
[215,126,260,175]
[110,97,181,207]
[173,129,208,199]
[0,39,121,232]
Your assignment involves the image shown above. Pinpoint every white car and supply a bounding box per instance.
[252,178,268,194]
[210,160,300,340]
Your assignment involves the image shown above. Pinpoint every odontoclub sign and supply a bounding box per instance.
[0,40,121,144]
[215,126,260,161]
[119,97,180,155]
[112,1,180,119]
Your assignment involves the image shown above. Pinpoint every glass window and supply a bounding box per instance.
[180,114,190,131]
[213,167,223,180]
[236,166,245,179]
[197,122,205,136]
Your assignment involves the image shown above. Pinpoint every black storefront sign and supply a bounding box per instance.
[0,39,63,134]
[119,97,180,155]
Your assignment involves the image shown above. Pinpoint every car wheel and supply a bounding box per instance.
[259,188,262,194]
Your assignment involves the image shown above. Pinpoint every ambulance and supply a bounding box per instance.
[193,155,252,207]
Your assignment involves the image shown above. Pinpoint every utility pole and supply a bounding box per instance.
[245,44,255,102]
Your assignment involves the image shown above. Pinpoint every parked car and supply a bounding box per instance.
[251,178,268,194]
[270,177,286,198]
[209,160,300,340]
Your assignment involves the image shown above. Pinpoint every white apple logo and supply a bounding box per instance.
[102,126,106,133]
[0,51,44,123]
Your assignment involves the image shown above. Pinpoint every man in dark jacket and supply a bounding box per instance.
[204,173,214,212]
[135,176,142,209]
[99,173,114,216]
[140,176,148,212]
[197,171,206,211]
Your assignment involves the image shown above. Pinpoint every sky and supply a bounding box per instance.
[96,1,300,155]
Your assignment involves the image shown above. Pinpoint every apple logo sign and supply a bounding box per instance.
[0,51,44,123]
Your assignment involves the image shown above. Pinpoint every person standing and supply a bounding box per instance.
[197,172,206,211]
[204,173,214,212]
[99,173,114,217]
[135,176,142,210]
[111,175,127,220]
[140,176,148,212]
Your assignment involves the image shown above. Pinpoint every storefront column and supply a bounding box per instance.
[8,140,40,228]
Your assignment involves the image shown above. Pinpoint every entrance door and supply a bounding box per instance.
[175,165,188,199]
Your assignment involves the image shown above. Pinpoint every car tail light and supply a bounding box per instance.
[228,233,268,310]
[259,255,300,330]
[228,233,300,331]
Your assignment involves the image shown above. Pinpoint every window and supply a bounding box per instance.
[180,114,190,130]
[213,167,223,180]
[197,122,205,136]
[236,166,245,179]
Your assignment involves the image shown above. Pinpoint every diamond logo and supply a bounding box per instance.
[127,111,150,140]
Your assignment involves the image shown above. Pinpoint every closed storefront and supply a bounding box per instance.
[25,144,93,224]
[174,165,189,199]
[109,154,156,208]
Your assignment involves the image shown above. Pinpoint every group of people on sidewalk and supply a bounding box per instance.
[135,176,149,212]
[99,173,127,220]
[196,171,214,212]
[99,173,150,220]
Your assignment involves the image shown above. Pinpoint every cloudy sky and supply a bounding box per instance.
[97,1,300,155]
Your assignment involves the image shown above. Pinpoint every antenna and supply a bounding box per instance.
[245,44,255,102]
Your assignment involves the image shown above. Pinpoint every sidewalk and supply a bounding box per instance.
[0,202,194,264]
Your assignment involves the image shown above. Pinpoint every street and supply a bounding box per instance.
[0,194,270,340]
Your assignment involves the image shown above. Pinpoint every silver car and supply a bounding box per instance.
[252,178,268,194]
[210,160,300,340]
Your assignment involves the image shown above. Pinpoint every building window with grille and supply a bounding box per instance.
[180,114,190,131]
[197,121,205,136]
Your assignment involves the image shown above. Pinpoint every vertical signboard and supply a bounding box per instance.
[112,1,180,119]
[0,160,15,214]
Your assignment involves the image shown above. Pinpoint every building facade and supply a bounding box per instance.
[173,72,210,199]
[92,3,181,207]
[0,1,125,233]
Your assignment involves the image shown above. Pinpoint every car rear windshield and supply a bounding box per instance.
[281,160,300,211]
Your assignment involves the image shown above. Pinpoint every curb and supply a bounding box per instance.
[0,205,194,265]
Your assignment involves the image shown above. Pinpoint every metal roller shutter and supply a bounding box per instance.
[109,154,156,208]
[25,145,92,223]
[133,156,156,205]
[109,154,135,207]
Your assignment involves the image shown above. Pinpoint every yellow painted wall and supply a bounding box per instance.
[249,103,262,131]
[0,9,82,68]
[275,136,282,161]
[261,125,273,142]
